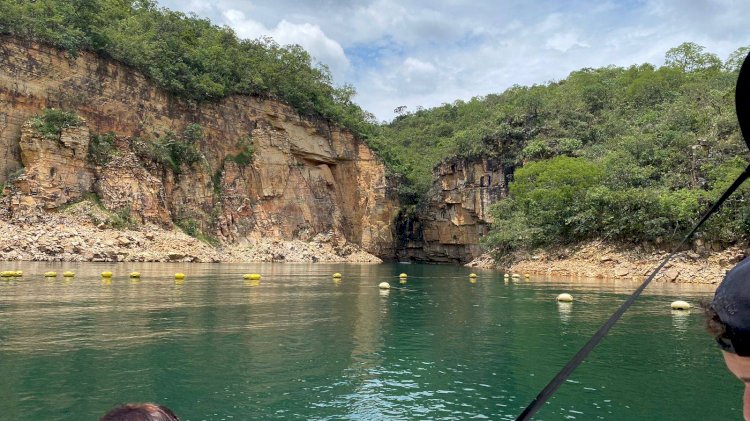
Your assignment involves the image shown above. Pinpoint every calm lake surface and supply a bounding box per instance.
[0,262,741,420]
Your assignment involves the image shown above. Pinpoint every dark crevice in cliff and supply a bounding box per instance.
[395,156,509,264]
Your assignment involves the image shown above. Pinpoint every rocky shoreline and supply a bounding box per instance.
[0,201,382,264]
[467,240,746,285]
[3,199,744,284]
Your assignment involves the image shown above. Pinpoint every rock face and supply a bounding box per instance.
[398,156,507,263]
[94,140,172,224]
[9,121,94,213]
[0,37,398,257]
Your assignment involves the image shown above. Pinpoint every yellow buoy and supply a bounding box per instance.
[332,273,342,279]
[44,271,57,277]
[524,273,530,278]
[129,272,141,278]
[101,271,113,278]
[504,273,509,278]
[379,282,391,289]
[63,271,75,277]
[399,273,408,279]
[512,273,521,278]
[1,271,14,278]
[175,273,185,280]
[557,293,574,302]
[671,300,691,310]
[243,273,261,280]
[469,273,477,278]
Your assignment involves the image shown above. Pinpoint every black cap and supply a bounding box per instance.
[712,256,750,356]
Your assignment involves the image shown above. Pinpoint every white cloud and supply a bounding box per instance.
[536,13,564,33]
[344,0,408,44]
[273,20,351,75]
[397,57,439,94]
[222,9,266,38]
[178,0,215,13]
[545,32,588,53]
[160,0,750,121]
[222,9,351,79]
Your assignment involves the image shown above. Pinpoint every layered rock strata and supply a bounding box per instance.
[398,157,507,263]
[0,37,398,258]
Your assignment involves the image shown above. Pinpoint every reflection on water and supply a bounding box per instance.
[672,309,692,333]
[557,302,573,324]
[0,262,741,420]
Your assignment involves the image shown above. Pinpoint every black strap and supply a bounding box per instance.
[516,164,750,420]
[737,51,750,147]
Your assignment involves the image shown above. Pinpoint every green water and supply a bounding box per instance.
[0,262,741,420]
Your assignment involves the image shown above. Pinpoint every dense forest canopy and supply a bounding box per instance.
[370,42,750,256]
[2,0,750,257]
[0,0,376,137]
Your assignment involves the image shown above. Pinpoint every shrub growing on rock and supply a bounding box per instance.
[31,108,81,140]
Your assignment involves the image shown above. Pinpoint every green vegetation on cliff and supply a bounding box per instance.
[131,125,204,174]
[31,108,82,140]
[0,0,375,137]
[372,43,750,254]
[4,1,750,258]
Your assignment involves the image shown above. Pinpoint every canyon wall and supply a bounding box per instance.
[398,156,507,263]
[0,37,398,257]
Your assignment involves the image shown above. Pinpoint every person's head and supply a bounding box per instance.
[100,403,180,421]
[709,256,750,420]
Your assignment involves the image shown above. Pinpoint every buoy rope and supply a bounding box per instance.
[517,51,750,420]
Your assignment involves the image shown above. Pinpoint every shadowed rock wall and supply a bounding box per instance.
[398,156,507,263]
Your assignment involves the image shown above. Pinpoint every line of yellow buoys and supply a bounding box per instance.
[1,268,694,310]
[1,270,23,277]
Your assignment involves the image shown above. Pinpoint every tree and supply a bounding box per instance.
[0,0,373,137]
[665,42,721,72]
[498,156,604,246]
[725,46,750,72]
[373,41,748,257]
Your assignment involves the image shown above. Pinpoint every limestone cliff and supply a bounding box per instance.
[398,156,507,263]
[9,121,93,212]
[0,37,398,257]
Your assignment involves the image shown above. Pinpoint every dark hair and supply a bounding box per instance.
[702,299,727,338]
[100,403,180,421]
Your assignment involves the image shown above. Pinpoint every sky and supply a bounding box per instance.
[158,0,750,122]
